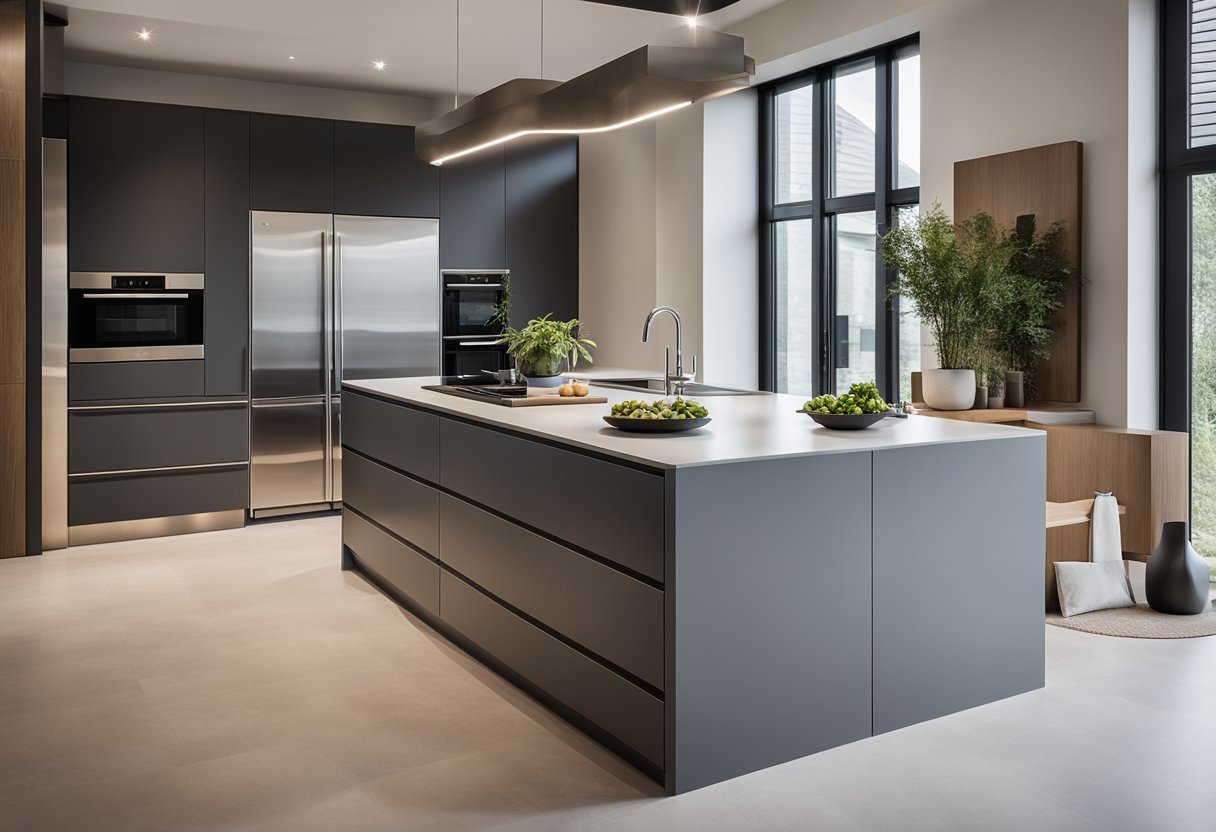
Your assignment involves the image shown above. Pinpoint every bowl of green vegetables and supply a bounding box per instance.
[605,397,711,433]
[801,382,890,430]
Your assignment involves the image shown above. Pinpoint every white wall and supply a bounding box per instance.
[62,61,434,125]
[579,93,758,386]
[726,0,1158,426]
[703,91,760,388]
[579,121,661,373]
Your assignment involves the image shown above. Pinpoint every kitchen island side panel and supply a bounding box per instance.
[871,435,1046,735]
[668,452,874,794]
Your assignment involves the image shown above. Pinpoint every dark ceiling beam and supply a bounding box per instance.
[579,0,744,16]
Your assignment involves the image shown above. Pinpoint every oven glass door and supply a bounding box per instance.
[444,288,502,337]
[70,290,203,350]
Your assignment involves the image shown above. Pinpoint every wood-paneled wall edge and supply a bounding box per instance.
[0,0,27,556]
[954,141,1083,403]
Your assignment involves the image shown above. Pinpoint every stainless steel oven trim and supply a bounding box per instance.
[444,283,504,290]
[81,292,191,300]
[454,341,504,348]
[69,461,249,479]
[69,345,205,363]
[70,272,205,289]
[441,269,510,275]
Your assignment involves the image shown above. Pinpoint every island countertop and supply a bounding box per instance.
[342,376,1040,470]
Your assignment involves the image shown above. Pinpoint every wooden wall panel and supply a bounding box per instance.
[954,141,1082,403]
[0,382,24,556]
[0,0,24,557]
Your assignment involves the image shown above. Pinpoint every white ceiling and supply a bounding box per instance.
[54,0,784,104]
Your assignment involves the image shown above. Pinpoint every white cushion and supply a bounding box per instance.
[1055,560,1135,618]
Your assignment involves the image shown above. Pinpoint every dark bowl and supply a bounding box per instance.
[803,411,889,430]
[603,416,711,433]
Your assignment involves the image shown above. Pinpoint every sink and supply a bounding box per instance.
[592,378,761,397]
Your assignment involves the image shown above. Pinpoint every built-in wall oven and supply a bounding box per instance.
[442,270,508,377]
[69,272,204,363]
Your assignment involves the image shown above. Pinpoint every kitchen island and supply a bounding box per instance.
[339,377,1046,794]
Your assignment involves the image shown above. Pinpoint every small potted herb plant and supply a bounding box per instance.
[498,314,596,387]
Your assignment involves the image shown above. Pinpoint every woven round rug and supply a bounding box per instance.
[1047,602,1216,639]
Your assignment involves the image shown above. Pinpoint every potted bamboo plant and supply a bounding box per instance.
[498,314,596,387]
[881,205,1006,410]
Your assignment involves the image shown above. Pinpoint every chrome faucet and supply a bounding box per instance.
[642,306,697,396]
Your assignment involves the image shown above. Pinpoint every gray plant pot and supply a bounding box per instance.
[973,386,989,409]
[1146,522,1210,615]
[1004,371,1026,408]
[988,395,1005,409]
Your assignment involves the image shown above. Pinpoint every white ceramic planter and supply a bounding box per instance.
[922,368,977,411]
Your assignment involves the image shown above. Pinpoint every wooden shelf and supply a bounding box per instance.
[911,403,1092,424]
[1046,498,1126,529]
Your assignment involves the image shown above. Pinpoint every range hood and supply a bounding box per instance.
[415,31,754,166]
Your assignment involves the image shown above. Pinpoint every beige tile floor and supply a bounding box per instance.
[2,515,1215,832]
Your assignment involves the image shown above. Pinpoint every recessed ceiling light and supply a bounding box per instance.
[685,15,698,28]
[372,60,387,71]
[288,55,296,60]
[136,27,152,42]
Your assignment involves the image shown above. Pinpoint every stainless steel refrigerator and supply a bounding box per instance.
[249,212,440,518]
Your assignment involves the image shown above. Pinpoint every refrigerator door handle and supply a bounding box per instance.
[334,232,343,396]
[322,230,333,504]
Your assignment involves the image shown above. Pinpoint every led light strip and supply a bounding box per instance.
[430,101,694,166]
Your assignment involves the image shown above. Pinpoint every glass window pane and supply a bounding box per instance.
[775,85,814,204]
[1189,173,1216,581]
[895,52,920,188]
[1191,0,1216,148]
[896,206,922,402]
[775,219,815,396]
[834,211,877,392]
[832,60,876,197]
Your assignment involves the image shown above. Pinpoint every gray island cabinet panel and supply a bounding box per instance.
[871,435,1046,735]
[439,420,665,582]
[342,392,439,483]
[343,451,439,557]
[667,453,875,794]
[440,493,664,689]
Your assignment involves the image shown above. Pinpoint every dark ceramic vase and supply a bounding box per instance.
[1145,522,1210,615]
[1004,371,1025,408]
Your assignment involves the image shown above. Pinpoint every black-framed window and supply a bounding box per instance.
[759,35,920,401]
[1162,0,1216,577]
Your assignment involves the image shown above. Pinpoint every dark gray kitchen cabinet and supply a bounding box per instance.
[439,146,506,270]
[69,98,205,272]
[335,122,439,218]
[250,114,335,213]
[505,137,578,325]
[204,109,251,396]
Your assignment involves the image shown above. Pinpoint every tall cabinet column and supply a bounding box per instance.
[0,0,32,557]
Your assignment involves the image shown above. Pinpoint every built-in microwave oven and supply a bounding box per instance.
[68,272,205,363]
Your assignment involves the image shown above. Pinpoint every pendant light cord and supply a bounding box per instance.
[540,0,544,79]
[454,0,460,110]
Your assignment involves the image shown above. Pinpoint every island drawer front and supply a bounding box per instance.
[68,465,248,526]
[439,420,664,582]
[440,494,664,689]
[441,571,664,767]
[68,404,248,474]
[343,391,440,483]
[343,510,439,616]
[344,452,440,557]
